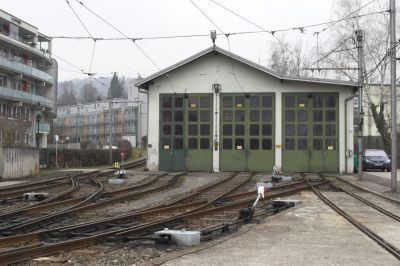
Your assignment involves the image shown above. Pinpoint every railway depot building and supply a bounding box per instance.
[137,46,357,173]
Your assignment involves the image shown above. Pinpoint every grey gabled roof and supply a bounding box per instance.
[136,46,357,88]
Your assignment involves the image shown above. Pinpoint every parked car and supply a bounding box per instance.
[362,149,391,172]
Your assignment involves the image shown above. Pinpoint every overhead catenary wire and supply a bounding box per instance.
[190,0,245,92]
[64,0,97,75]
[208,0,298,59]
[73,0,160,70]
[45,10,389,42]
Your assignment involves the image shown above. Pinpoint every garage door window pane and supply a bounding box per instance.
[162,111,172,122]
[163,97,172,108]
[285,138,295,150]
[297,96,307,108]
[285,96,295,108]
[326,139,336,150]
[298,110,308,122]
[326,95,336,107]
[262,110,272,122]
[223,110,233,122]
[313,124,323,136]
[223,124,232,136]
[326,110,336,122]
[250,139,259,150]
[200,110,210,121]
[174,111,183,122]
[235,110,245,122]
[298,138,307,150]
[285,124,295,136]
[285,110,295,122]
[188,138,197,149]
[189,96,198,108]
[313,110,323,122]
[223,96,233,108]
[235,96,245,108]
[200,96,211,108]
[162,138,171,149]
[325,124,336,136]
[262,139,272,150]
[200,138,210,149]
[162,125,171,135]
[250,96,259,107]
[250,110,260,121]
[298,124,308,136]
[235,124,245,135]
[200,124,210,135]
[223,138,232,149]
[250,124,259,136]
[175,97,183,108]
[175,125,183,135]
[235,139,244,150]
[262,124,272,136]
[174,138,183,150]
[313,95,323,108]
[262,96,272,108]
[313,139,323,150]
[188,124,198,135]
[189,111,198,122]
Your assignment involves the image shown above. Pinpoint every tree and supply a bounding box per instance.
[268,39,309,77]
[58,81,77,106]
[80,82,99,103]
[108,72,124,99]
[319,0,397,152]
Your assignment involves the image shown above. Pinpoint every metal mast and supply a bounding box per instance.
[356,29,364,180]
[390,0,397,192]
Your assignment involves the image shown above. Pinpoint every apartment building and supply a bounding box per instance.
[0,9,57,147]
[54,99,141,149]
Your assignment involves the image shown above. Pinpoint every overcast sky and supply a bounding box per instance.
[1,0,389,81]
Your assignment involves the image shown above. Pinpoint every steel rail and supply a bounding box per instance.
[308,179,400,261]
[0,178,309,264]
[0,172,82,193]
[0,174,105,234]
[0,176,79,220]
[0,172,182,235]
[329,181,400,223]
[0,171,99,199]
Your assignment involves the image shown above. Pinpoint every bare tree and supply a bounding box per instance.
[80,82,99,104]
[268,39,309,77]
[318,0,396,151]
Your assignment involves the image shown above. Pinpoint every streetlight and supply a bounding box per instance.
[54,134,59,168]
[35,103,41,148]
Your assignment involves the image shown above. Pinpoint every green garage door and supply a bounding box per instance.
[159,94,213,171]
[282,93,339,172]
[159,94,185,171]
[220,93,275,172]
[186,94,213,171]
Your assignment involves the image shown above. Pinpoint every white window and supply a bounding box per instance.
[0,75,7,87]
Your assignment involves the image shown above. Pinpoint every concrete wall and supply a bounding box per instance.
[146,52,355,173]
[0,146,39,179]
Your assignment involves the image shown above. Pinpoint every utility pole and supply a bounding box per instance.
[109,87,113,164]
[356,29,364,180]
[390,0,397,192]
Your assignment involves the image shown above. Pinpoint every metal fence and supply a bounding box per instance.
[39,148,121,169]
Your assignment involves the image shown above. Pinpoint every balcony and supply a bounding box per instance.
[0,56,54,84]
[0,85,53,108]
[36,122,50,133]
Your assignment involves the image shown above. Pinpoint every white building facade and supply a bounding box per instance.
[137,47,357,173]
[0,9,57,148]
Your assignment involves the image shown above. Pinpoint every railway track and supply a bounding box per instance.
[0,174,310,264]
[308,178,400,260]
[0,172,179,235]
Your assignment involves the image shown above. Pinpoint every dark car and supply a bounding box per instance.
[362,149,391,172]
